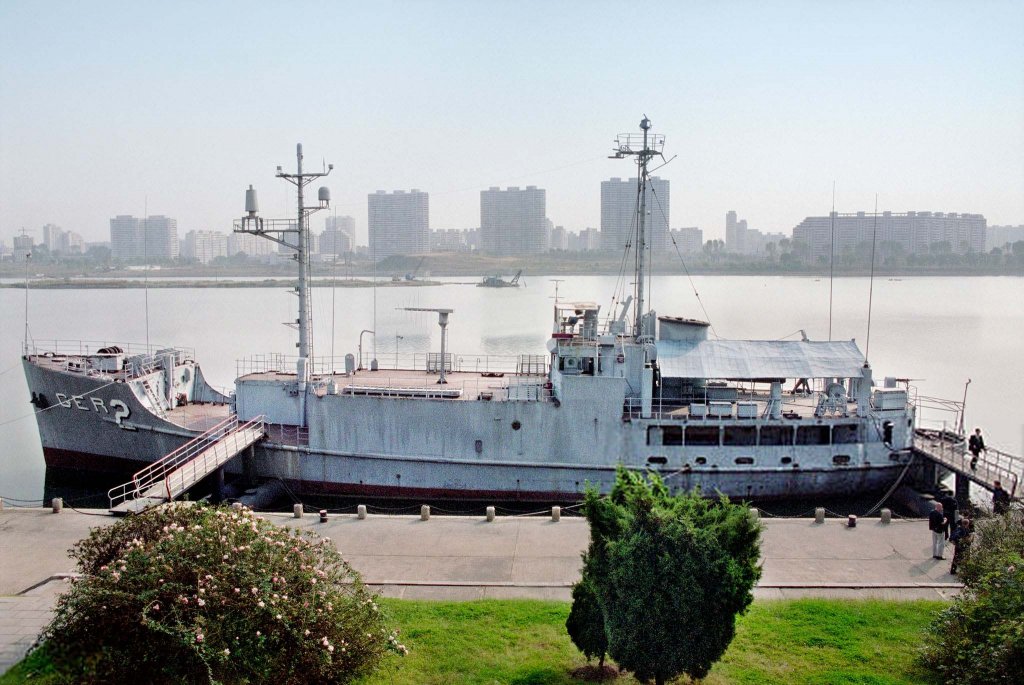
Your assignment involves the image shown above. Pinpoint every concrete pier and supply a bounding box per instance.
[0,508,961,674]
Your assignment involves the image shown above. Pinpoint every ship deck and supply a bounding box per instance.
[239,368,547,402]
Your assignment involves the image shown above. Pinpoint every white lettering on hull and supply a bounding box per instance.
[54,393,131,424]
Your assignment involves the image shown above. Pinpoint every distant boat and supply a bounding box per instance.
[477,270,522,288]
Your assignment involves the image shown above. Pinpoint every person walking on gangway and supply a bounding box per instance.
[968,427,986,471]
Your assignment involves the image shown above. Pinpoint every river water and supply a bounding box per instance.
[1,275,1021,507]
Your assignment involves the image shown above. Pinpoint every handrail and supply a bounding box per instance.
[108,414,265,509]
[913,428,1022,499]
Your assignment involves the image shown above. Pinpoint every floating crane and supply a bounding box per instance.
[477,269,523,288]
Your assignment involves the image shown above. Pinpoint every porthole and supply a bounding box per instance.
[511,420,522,431]
[647,456,668,465]
[734,457,754,465]
[780,456,792,465]
[695,457,707,465]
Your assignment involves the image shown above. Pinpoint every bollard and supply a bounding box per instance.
[420,505,430,521]
[293,503,304,519]
[52,497,63,514]
[815,507,825,524]
[0,497,4,511]
[847,514,857,528]
[551,506,561,522]
[880,508,892,524]
[486,506,495,522]
[357,504,367,520]
[748,507,760,523]
[319,509,328,523]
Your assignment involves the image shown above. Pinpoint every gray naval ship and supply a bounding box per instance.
[22,119,917,510]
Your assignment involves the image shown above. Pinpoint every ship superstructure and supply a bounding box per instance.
[22,122,921,506]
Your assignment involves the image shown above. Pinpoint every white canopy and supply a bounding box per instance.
[656,339,865,380]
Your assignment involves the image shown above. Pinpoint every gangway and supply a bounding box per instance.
[912,428,1022,502]
[108,415,266,515]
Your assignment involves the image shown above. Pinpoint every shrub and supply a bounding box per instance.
[565,574,607,668]
[920,513,1024,684]
[569,468,762,685]
[39,503,404,684]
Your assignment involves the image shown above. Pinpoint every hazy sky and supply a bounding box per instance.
[2,1,1022,247]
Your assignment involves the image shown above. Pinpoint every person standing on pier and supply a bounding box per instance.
[939,492,958,537]
[968,428,986,471]
[929,502,946,560]
[949,517,972,575]
[992,481,1011,515]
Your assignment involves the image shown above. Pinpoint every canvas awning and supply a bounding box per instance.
[656,339,865,380]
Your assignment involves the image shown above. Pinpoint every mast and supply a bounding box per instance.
[235,144,332,422]
[611,116,664,339]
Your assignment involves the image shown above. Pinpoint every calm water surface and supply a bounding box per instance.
[1,275,1021,505]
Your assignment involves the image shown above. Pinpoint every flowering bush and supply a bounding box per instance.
[40,503,405,684]
[920,513,1024,684]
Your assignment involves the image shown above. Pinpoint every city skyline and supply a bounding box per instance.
[1,2,1022,247]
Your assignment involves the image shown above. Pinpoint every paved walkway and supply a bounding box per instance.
[0,508,961,674]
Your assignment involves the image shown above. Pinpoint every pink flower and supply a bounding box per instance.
[195,633,204,643]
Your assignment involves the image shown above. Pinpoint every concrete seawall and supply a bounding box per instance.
[0,508,960,673]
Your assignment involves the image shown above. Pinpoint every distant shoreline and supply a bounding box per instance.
[1,268,1021,288]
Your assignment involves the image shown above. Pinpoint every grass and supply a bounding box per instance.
[1,599,942,685]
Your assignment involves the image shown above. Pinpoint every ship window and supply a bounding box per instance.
[734,456,754,465]
[724,427,756,446]
[511,420,522,431]
[685,426,720,446]
[833,424,859,444]
[662,425,682,446]
[695,457,707,465]
[832,454,851,465]
[796,425,831,445]
[474,440,483,454]
[780,456,792,465]
[759,426,794,446]
[647,456,668,465]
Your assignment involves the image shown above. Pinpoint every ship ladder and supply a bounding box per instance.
[108,414,266,515]
[140,377,168,419]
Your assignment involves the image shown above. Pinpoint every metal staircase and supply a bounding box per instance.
[108,415,266,515]
[139,377,167,419]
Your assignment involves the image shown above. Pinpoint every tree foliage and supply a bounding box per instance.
[568,468,762,684]
[920,512,1024,684]
[39,503,404,685]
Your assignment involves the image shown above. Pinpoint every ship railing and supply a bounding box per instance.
[107,414,266,510]
[23,339,194,360]
[236,352,537,377]
[623,390,851,420]
[311,373,552,403]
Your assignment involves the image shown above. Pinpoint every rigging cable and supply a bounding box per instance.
[865,194,879,364]
[648,184,718,338]
[828,181,836,341]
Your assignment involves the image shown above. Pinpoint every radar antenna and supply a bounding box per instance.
[610,116,665,339]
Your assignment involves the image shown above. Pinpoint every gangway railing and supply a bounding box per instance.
[108,414,265,512]
[913,428,1021,498]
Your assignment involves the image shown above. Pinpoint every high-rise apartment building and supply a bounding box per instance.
[479,186,547,255]
[368,190,429,259]
[322,215,356,256]
[792,211,986,262]
[183,230,229,264]
[671,227,704,254]
[227,231,274,258]
[600,177,669,252]
[109,215,178,260]
[986,224,1024,251]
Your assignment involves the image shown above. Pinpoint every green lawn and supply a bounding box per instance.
[357,599,941,685]
[2,599,942,685]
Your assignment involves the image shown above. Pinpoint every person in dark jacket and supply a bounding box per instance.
[949,517,972,575]
[928,502,946,559]
[939,492,958,538]
[968,428,986,471]
[992,480,1011,515]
